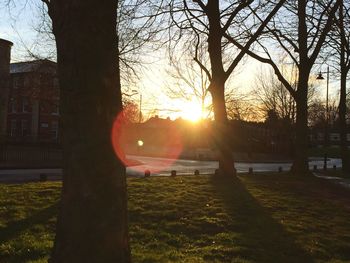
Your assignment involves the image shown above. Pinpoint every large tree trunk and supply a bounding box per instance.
[292,79,309,175]
[48,1,131,262]
[210,82,235,177]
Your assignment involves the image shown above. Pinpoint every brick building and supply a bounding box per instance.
[0,39,13,140]
[0,38,60,143]
[7,60,60,142]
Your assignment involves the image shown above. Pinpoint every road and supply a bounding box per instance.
[125,155,342,176]
[0,155,342,182]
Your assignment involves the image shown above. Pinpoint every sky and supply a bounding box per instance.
[0,1,257,121]
[0,1,342,122]
[0,1,42,61]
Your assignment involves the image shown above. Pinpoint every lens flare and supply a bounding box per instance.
[111,111,184,174]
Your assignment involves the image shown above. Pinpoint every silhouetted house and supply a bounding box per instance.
[309,128,350,147]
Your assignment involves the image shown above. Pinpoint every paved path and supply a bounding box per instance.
[0,168,62,183]
[125,155,342,176]
[313,173,350,189]
[0,155,342,183]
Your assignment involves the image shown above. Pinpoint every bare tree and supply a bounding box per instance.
[253,65,296,123]
[225,90,258,121]
[167,0,286,176]
[164,47,211,119]
[228,0,341,174]
[41,0,131,261]
[117,0,168,90]
[13,0,164,99]
[253,62,319,124]
[309,96,338,128]
[326,0,350,172]
[165,44,251,121]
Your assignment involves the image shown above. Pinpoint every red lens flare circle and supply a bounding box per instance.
[111,111,184,174]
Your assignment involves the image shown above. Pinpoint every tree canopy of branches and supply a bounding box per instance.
[326,0,350,172]
[253,65,296,123]
[167,0,286,176]
[230,0,341,174]
[165,48,211,120]
[117,0,168,89]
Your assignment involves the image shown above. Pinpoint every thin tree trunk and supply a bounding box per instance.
[292,80,309,174]
[338,1,350,173]
[339,70,349,172]
[292,1,310,175]
[48,1,131,262]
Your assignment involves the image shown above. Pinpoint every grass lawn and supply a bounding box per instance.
[1,174,350,262]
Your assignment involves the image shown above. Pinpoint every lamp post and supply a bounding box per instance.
[130,90,142,123]
[139,93,142,123]
[130,90,143,155]
[316,65,329,170]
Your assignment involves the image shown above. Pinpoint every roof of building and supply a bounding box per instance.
[144,116,173,128]
[10,59,56,74]
[0,38,13,47]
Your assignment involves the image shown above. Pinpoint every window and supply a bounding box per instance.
[347,134,350,141]
[51,120,59,140]
[9,99,17,113]
[330,133,340,142]
[52,103,59,115]
[21,119,29,136]
[40,74,53,88]
[13,76,23,89]
[24,75,31,87]
[40,101,52,114]
[10,119,17,137]
[22,97,29,113]
[13,78,19,89]
[53,78,59,87]
[317,133,324,141]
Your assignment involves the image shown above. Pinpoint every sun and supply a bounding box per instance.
[181,100,203,122]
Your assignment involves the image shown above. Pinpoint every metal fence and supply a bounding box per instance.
[0,144,62,168]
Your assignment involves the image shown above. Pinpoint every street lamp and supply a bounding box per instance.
[130,90,143,156]
[131,90,142,123]
[316,65,329,170]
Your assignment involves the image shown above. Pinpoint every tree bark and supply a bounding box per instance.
[207,0,235,177]
[338,1,350,173]
[290,0,310,175]
[292,75,309,175]
[210,81,235,177]
[48,1,131,262]
[339,69,349,172]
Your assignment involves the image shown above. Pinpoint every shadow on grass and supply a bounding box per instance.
[0,202,59,262]
[209,176,314,263]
